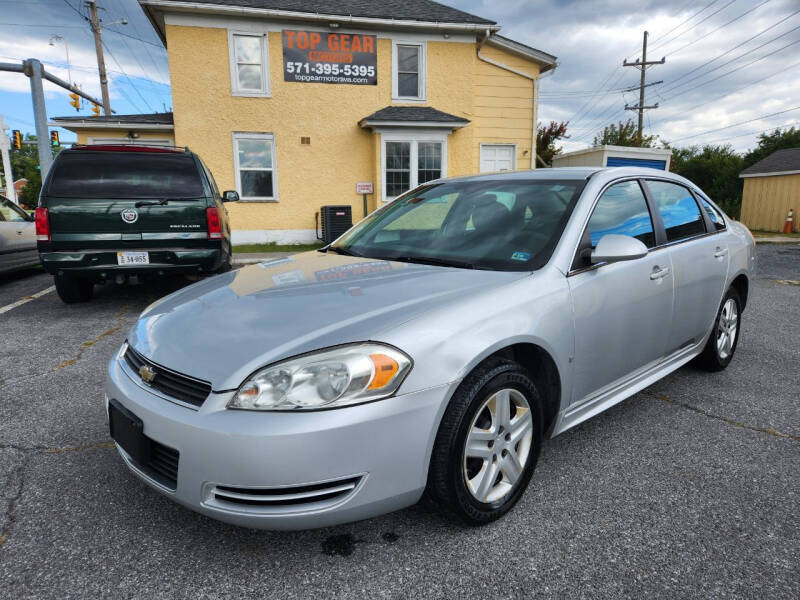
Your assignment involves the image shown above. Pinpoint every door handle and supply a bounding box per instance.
[714,247,728,258]
[650,266,670,280]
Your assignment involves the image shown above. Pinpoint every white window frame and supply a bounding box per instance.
[228,30,271,97]
[392,40,426,102]
[479,143,518,173]
[233,132,278,202]
[379,130,447,203]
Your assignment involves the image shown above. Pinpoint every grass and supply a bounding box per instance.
[751,230,800,239]
[233,242,324,254]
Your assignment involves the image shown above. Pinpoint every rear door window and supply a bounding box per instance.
[646,180,706,242]
[698,196,726,231]
[47,152,205,199]
[587,180,655,248]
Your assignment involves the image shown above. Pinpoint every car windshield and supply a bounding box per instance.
[46,152,205,199]
[331,179,584,271]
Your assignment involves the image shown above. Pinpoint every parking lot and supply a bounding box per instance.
[0,244,797,599]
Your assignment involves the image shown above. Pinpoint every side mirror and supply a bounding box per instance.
[591,234,648,264]
[222,190,239,203]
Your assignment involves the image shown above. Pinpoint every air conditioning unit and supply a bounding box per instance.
[316,205,353,244]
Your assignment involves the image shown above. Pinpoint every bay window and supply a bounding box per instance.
[382,135,445,202]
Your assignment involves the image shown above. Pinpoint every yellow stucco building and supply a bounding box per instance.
[54,0,556,244]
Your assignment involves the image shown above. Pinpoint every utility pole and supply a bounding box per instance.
[623,31,665,145]
[87,0,111,115]
[0,115,17,203]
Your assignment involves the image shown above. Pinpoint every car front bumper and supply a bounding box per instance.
[105,353,447,530]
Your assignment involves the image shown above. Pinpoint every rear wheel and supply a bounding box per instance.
[694,287,741,371]
[54,275,94,303]
[426,358,543,525]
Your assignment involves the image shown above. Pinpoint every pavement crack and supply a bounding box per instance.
[55,305,132,371]
[646,392,799,442]
[0,452,32,554]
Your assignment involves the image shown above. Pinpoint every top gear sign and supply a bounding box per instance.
[283,30,377,85]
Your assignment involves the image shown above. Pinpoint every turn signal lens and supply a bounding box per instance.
[35,207,50,241]
[206,207,222,240]
[228,344,412,411]
[368,353,399,389]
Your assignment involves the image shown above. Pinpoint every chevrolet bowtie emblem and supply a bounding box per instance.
[139,365,156,384]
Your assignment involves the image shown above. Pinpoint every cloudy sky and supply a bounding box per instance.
[1,0,798,152]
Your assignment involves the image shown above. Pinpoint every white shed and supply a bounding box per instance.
[552,145,672,170]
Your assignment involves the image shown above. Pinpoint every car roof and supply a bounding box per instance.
[439,166,696,188]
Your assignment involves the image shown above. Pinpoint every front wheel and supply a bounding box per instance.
[694,287,741,371]
[54,275,94,303]
[426,358,543,525]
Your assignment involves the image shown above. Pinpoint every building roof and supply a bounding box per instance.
[486,35,557,72]
[359,106,469,129]
[50,112,174,130]
[140,0,496,30]
[740,148,800,178]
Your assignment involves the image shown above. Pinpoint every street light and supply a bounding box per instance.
[48,34,72,85]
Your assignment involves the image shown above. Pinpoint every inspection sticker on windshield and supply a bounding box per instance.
[510,251,531,262]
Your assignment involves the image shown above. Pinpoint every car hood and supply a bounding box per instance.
[128,252,525,390]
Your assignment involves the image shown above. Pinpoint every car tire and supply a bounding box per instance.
[54,275,94,303]
[425,357,543,525]
[217,255,232,273]
[694,287,742,372]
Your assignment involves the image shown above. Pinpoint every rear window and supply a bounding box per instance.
[47,152,205,199]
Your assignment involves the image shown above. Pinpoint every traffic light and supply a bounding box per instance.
[69,92,80,111]
[11,130,22,150]
[50,131,60,148]
[91,103,101,116]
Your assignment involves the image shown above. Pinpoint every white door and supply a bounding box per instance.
[480,145,515,172]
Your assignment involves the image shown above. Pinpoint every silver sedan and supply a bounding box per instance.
[106,167,755,529]
[0,196,37,275]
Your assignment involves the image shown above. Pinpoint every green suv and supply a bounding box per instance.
[36,145,238,303]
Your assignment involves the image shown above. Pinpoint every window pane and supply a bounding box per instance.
[588,180,655,248]
[699,196,726,231]
[0,202,26,222]
[237,64,262,90]
[385,142,410,170]
[397,45,419,72]
[237,138,272,169]
[240,170,273,198]
[418,142,441,184]
[648,180,706,242]
[235,35,261,64]
[397,73,419,97]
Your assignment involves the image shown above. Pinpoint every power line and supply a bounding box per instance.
[660,8,800,91]
[649,0,737,52]
[660,0,773,57]
[101,40,152,112]
[669,106,800,143]
[648,0,721,46]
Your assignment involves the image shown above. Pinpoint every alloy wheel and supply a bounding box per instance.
[716,298,739,360]
[463,388,533,504]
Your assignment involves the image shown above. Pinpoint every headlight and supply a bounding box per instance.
[227,343,412,411]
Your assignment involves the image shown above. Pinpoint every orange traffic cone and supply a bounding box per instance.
[784,208,794,234]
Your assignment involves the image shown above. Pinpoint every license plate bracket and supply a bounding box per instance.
[117,251,149,265]
[109,399,151,465]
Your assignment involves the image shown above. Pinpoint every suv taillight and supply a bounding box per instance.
[206,207,222,240]
[35,207,51,241]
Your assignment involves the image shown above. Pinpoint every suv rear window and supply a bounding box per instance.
[47,152,205,199]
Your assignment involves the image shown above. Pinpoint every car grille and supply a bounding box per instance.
[124,344,211,407]
[209,477,361,513]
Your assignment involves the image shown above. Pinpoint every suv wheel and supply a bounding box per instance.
[694,287,741,371]
[55,276,94,303]
[426,358,543,525]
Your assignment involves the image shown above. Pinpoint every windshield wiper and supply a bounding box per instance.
[379,255,476,270]
[134,198,169,208]
[324,246,363,257]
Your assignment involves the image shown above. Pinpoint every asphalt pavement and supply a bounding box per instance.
[0,245,798,599]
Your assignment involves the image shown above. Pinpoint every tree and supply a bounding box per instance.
[593,119,659,148]
[670,144,744,218]
[742,126,800,170]
[1,134,56,210]
[536,121,569,166]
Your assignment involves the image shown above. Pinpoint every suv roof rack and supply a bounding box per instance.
[69,144,191,154]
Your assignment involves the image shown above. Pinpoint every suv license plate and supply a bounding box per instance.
[117,251,149,265]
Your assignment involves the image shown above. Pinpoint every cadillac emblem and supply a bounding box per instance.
[121,208,138,224]
[139,365,156,384]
